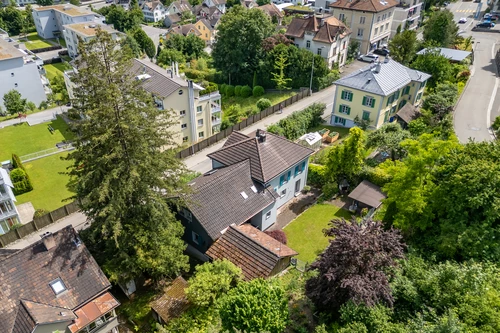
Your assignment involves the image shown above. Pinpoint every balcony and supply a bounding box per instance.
[211,117,221,126]
[199,90,221,102]
[211,104,221,113]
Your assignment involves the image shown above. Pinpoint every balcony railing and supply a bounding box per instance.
[211,118,221,126]
[211,105,221,113]
[199,90,221,101]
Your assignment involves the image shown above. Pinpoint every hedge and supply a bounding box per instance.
[226,85,235,97]
[10,168,33,195]
[253,85,264,97]
[256,98,272,111]
[267,103,326,140]
[241,85,252,98]
[234,85,242,97]
[307,164,326,187]
[12,154,25,171]
[200,82,219,96]
[220,84,227,95]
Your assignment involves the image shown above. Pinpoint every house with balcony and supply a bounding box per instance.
[142,1,168,22]
[0,225,120,333]
[63,22,122,58]
[390,0,423,37]
[177,129,313,254]
[330,57,430,129]
[328,0,397,54]
[286,14,351,68]
[0,168,20,235]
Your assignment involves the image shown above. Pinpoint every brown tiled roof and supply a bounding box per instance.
[169,23,202,36]
[348,180,387,208]
[171,0,192,12]
[206,225,297,280]
[329,0,397,13]
[256,3,284,18]
[68,292,120,333]
[151,276,190,323]
[396,104,420,124]
[0,226,112,333]
[285,16,350,43]
[11,305,36,333]
[22,300,76,325]
[208,130,314,184]
[186,160,276,241]
[197,18,215,30]
[142,0,163,10]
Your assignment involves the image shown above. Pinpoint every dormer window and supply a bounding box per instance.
[49,278,67,295]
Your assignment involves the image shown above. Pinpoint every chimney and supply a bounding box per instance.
[374,61,381,73]
[256,129,266,143]
[384,55,390,63]
[41,232,56,251]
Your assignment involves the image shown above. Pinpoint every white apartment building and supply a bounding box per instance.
[0,168,21,235]
[0,38,48,109]
[328,0,397,54]
[286,14,351,68]
[390,0,423,37]
[142,1,168,22]
[32,4,104,39]
[63,22,122,58]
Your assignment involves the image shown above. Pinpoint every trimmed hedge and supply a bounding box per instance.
[200,82,219,96]
[256,98,272,111]
[267,103,326,140]
[12,154,25,171]
[226,85,235,97]
[241,85,252,98]
[234,85,242,97]
[10,168,33,195]
[220,84,227,95]
[307,164,326,187]
[253,85,265,97]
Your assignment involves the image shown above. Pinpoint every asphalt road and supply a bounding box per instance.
[449,0,499,142]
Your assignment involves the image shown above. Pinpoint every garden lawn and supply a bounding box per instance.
[24,33,53,50]
[43,62,72,81]
[308,125,350,141]
[0,116,74,161]
[284,203,351,263]
[222,92,295,117]
[15,152,74,211]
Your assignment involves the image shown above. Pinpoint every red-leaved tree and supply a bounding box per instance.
[265,230,287,245]
[305,218,405,316]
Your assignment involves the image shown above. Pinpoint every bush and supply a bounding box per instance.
[269,103,326,140]
[307,164,326,187]
[38,101,49,110]
[10,168,33,195]
[226,85,235,97]
[200,82,218,96]
[492,116,500,136]
[265,230,288,244]
[12,154,25,171]
[220,84,227,95]
[321,182,338,200]
[253,85,265,97]
[241,85,253,98]
[33,209,48,219]
[234,85,242,97]
[256,98,272,111]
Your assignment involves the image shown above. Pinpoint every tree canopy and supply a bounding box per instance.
[423,10,458,47]
[388,30,418,66]
[3,90,27,115]
[411,49,453,87]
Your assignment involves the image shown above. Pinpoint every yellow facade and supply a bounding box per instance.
[195,20,213,44]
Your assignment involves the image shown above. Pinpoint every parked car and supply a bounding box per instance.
[484,14,498,21]
[373,48,390,56]
[476,21,496,28]
[458,17,467,23]
[358,53,379,62]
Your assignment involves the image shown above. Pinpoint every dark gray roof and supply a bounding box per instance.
[335,58,431,96]
[396,104,420,124]
[208,130,314,183]
[0,226,111,333]
[348,180,386,208]
[417,47,471,62]
[186,160,275,241]
[131,58,190,98]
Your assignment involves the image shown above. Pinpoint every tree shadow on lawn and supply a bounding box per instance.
[312,206,352,259]
[49,116,76,141]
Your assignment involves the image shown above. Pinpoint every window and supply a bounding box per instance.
[394,90,400,99]
[338,104,351,114]
[362,111,370,121]
[388,11,392,17]
[280,170,291,186]
[382,13,386,20]
[334,116,346,125]
[205,33,208,37]
[341,90,353,101]
[306,40,311,48]
[280,189,287,198]
[178,90,183,95]
[317,48,322,55]
[377,15,381,22]
[180,110,186,116]
[420,81,426,89]
[403,86,411,94]
[380,25,384,33]
[416,92,422,101]
[266,211,271,220]
[181,123,187,129]
[197,105,202,113]
[192,231,200,244]
[49,278,67,295]
[10,73,14,77]
[384,111,390,122]
[391,105,397,114]
[374,27,378,35]
[385,23,389,30]
[339,13,345,21]
[198,131,204,138]
[182,136,188,142]
[359,16,366,24]
[342,41,346,49]
[197,119,203,126]
[362,96,375,107]
[181,208,192,221]
[295,161,306,176]
[357,28,364,37]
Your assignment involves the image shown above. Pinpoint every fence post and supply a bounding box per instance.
[49,212,55,223]
[64,204,69,215]
[14,228,21,240]
[0,236,5,248]
[33,219,39,231]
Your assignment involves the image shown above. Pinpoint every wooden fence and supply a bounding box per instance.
[176,88,311,159]
[0,201,80,248]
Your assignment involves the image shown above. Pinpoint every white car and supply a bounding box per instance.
[459,17,467,23]
[358,54,379,63]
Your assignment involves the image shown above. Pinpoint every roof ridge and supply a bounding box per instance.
[253,138,265,181]
[193,160,251,191]
[134,59,182,88]
[211,133,253,152]
[19,301,37,326]
[264,130,314,155]
[229,226,280,259]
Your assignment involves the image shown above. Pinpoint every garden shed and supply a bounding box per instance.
[298,132,322,150]
[348,180,387,214]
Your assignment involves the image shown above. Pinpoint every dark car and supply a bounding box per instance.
[373,48,390,56]
[476,21,495,28]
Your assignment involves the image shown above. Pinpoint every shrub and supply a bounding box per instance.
[265,230,288,244]
[12,154,25,171]
[307,164,326,187]
[256,98,272,111]
[270,103,325,140]
[302,185,311,193]
[226,85,235,97]
[234,85,242,97]
[321,182,338,200]
[253,85,265,97]
[33,209,48,219]
[200,82,218,96]
[492,116,500,136]
[220,84,227,95]
[10,168,33,195]
[241,85,252,98]
[38,101,49,110]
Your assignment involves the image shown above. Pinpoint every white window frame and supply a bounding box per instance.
[339,104,350,114]
[280,189,286,198]
[197,119,203,126]
[198,131,204,138]
[181,123,187,129]
[306,40,311,48]
[363,96,374,107]
[357,28,364,37]
[359,16,365,24]
[196,105,202,113]
[266,211,272,220]
[180,110,186,116]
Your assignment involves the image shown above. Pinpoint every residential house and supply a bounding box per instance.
[256,3,284,24]
[0,226,120,333]
[3,0,35,5]
[0,168,21,235]
[286,14,351,68]
[203,0,226,14]
[240,0,258,8]
[390,0,423,37]
[178,130,313,253]
[330,57,430,129]
[416,47,472,63]
[32,4,103,39]
[327,0,397,54]
[206,224,298,280]
[164,0,193,27]
[151,277,190,325]
[195,19,216,45]
[165,23,202,39]
[193,4,223,21]
[395,103,420,128]
[142,1,168,22]
[63,22,122,58]
[0,38,48,109]
[348,180,386,214]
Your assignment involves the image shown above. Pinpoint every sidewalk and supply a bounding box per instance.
[0,106,67,129]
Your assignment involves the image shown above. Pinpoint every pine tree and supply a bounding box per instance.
[271,52,292,94]
[66,28,189,283]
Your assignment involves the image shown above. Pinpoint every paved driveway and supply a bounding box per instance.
[141,24,168,49]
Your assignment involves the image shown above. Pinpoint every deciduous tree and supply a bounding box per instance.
[271,52,292,92]
[411,49,453,87]
[423,10,458,47]
[3,90,26,115]
[67,29,189,283]
[388,30,418,66]
[366,123,411,161]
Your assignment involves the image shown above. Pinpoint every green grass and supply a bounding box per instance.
[222,92,296,118]
[15,153,75,211]
[284,203,351,263]
[0,116,74,162]
[43,62,72,81]
[308,125,351,141]
[23,32,53,50]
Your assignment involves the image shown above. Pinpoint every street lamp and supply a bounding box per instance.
[310,46,325,96]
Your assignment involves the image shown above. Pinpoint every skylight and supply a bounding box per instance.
[240,191,248,199]
[49,278,67,295]
[251,186,258,193]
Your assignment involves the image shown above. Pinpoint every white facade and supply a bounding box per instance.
[33,4,103,39]
[390,0,423,37]
[293,31,350,68]
[0,168,21,235]
[63,23,121,58]
[0,39,48,109]
[142,2,167,22]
